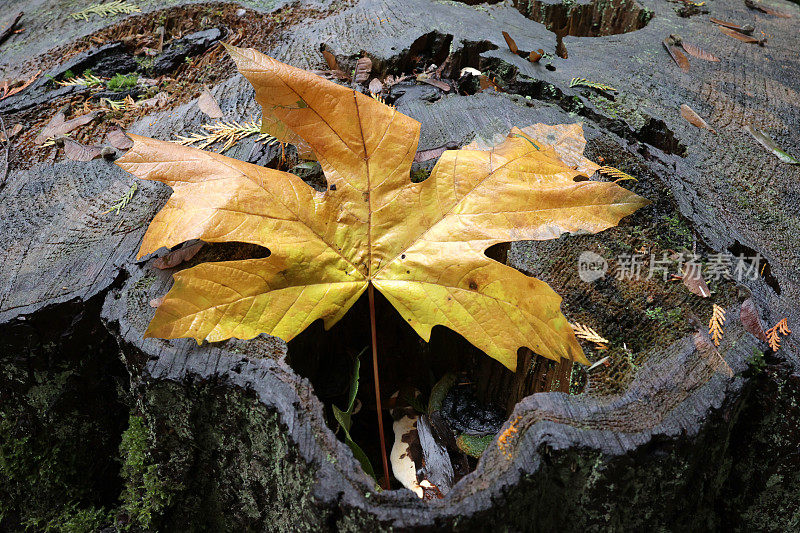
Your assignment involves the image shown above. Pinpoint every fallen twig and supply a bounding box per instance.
[0,114,9,190]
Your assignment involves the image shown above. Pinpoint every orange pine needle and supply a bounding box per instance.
[765,318,791,352]
[709,304,726,346]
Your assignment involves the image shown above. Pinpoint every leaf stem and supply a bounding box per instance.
[368,283,391,490]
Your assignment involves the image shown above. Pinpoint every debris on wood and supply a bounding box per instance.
[0,123,22,143]
[680,104,716,133]
[198,87,223,119]
[71,1,141,21]
[744,0,793,17]
[719,27,766,45]
[102,183,137,215]
[34,108,101,145]
[153,242,205,269]
[63,138,104,161]
[765,318,791,352]
[663,37,690,71]
[740,298,767,342]
[368,78,383,94]
[354,56,372,84]
[709,17,755,34]
[0,11,23,48]
[709,304,726,346]
[570,77,617,92]
[570,322,610,350]
[746,125,800,164]
[682,263,710,298]
[174,120,276,152]
[105,127,134,150]
[0,70,41,101]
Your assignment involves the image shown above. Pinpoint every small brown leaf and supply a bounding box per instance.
[153,242,205,269]
[663,39,690,71]
[63,138,103,161]
[355,56,372,84]
[709,17,754,34]
[105,127,134,150]
[740,298,767,342]
[528,49,544,63]
[198,87,223,119]
[35,109,100,145]
[681,42,720,62]
[321,49,338,70]
[719,27,765,45]
[681,104,716,133]
[502,31,518,54]
[682,263,710,298]
[368,78,383,94]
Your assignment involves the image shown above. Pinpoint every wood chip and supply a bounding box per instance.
[153,242,205,269]
[105,127,134,150]
[354,56,372,84]
[528,49,543,63]
[681,42,719,62]
[198,87,223,119]
[63,138,103,161]
[680,104,716,133]
[502,31,518,54]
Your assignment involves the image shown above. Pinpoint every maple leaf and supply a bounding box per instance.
[116,45,649,371]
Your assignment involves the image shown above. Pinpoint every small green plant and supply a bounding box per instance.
[746,348,766,373]
[331,350,376,480]
[644,306,681,325]
[71,0,141,21]
[107,73,139,92]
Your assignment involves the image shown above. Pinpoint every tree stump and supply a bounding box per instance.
[1,0,799,530]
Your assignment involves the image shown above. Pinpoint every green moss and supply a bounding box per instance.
[107,73,139,92]
[117,415,173,531]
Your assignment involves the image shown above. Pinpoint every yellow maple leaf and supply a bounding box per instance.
[116,45,650,371]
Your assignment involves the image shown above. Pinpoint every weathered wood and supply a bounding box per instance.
[1,0,799,529]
